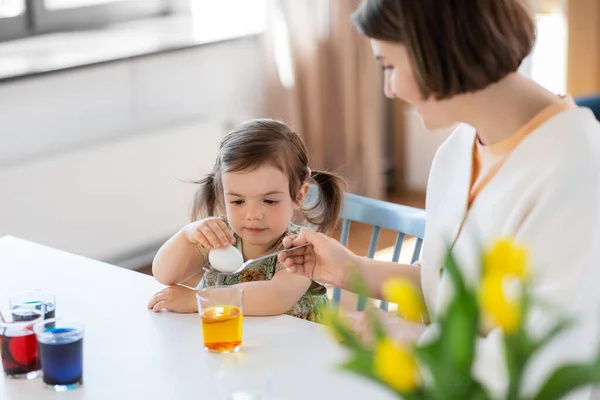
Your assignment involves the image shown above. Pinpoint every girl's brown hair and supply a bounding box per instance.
[192,119,346,234]
[351,0,536,100]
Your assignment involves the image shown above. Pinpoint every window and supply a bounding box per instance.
[0,0,28,41]
[0,0,25,17]
[29,0,169,34]
[44,0,124,9]
[0,0,172,41]
[530,12,568,94]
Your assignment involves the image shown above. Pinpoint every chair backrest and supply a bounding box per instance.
[575,95,600,122]
[304,185,426,311]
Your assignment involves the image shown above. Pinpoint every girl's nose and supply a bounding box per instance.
[245,205,263,220]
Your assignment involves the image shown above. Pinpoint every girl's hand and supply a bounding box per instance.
[278,228,358,287]
[147,285,199,313]
[182,217,236,249]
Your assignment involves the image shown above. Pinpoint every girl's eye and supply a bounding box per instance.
[382,65,393,71]
[231,200,244,205]
[264,200,278,205]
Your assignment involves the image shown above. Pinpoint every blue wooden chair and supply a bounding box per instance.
[575,94,600,122]
[305,186,426,311]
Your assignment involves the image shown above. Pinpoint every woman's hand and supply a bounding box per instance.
[182,217,236,249]
[147,285,198,313]
[278,228,359,287]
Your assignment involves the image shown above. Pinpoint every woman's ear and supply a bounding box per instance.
[295,183,310,209]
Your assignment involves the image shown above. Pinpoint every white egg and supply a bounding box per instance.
[208,245,244,273]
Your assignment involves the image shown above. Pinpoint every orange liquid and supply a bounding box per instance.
[201,305,243,352]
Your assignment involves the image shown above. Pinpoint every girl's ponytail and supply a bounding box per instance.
[303,170,346,234]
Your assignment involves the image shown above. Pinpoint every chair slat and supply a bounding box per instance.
[411,237,424,264]
[367,226,380,258]
[379,232,406,310]
[333,219,351,306]
[340,219,351,246]
[357,226,381,311]
[391,233,405,263]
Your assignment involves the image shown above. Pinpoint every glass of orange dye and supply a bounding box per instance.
[196,287,243,353]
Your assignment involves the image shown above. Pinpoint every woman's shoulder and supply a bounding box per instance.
[427,124,477,192]
[520,107,600,179]
[431,123,477,169]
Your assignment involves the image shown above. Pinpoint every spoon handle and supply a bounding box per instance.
[244,242,311,266]
[203,242,312,276]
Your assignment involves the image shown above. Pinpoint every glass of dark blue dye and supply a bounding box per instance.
[34,319,83,391]
[9,290,56,322]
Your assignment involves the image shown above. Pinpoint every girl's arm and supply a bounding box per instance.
[234,270,312,316]
[152,228,205,285]
[152,218,236,285]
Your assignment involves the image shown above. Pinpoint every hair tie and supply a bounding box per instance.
[306,167,312,180]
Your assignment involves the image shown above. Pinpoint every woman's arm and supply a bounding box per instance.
[348,257,421,300]
[279,229,423,300]
[234,270,312,316]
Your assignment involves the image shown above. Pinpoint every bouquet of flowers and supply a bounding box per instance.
[323,239,600,399]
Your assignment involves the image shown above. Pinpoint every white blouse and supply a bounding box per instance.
[420,107,600,399]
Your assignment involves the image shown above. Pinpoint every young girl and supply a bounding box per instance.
[147,119,345,322]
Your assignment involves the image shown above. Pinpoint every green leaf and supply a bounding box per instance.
[441,251,480,371]
[443,250,468,296]
[416,249,481,399]
[415,340,454,400]
[365,305,387,342]
[525,318,571,360]
[339,353,375,378]
[443,297,479,376]
[532,363,600,400]
[504,331,528,400]
[469,382,493,400]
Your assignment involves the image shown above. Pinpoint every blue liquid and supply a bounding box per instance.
[38,328,83,387]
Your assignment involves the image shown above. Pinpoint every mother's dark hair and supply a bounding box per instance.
[352,0,536,100]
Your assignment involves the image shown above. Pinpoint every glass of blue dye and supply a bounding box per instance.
[34,319,83,391]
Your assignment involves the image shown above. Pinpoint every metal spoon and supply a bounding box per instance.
[203,242,311,276]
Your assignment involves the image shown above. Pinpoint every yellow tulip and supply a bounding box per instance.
[484,238,528,279]
[382,278,425,323]
[479,273,521,334]
[374,338,420,393]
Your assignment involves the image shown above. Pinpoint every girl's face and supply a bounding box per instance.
[222,164,308,251]
[370,39,457,131]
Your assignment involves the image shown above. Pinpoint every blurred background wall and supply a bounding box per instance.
[0,0,597,269]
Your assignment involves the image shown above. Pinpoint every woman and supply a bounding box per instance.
[280,0,600,398]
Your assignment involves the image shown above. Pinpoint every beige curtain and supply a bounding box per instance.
[526,0,559,14]
[263,0,387,199]
[566,0,600,96]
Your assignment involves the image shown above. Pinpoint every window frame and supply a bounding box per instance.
[0,4,29,42]
[0,0,175,42]
[28,0,171,34]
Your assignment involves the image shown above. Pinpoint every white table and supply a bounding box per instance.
[0,236,393,400]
